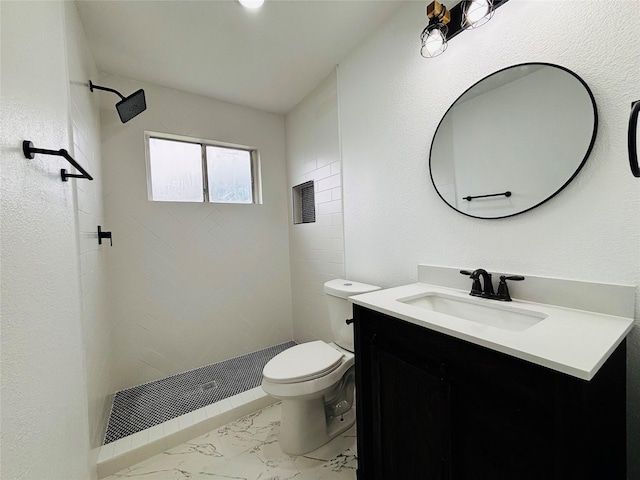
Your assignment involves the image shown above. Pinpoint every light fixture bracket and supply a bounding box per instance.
[427,1,451,25]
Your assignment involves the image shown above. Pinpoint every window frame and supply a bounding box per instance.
[144,131,262,204]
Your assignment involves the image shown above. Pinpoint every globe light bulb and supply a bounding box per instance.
[421,27,447,58]
[464,0,493,29]
[239,0,265,9]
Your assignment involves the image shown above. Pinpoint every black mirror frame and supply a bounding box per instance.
[629,100,640,177]
[429,62,598,220]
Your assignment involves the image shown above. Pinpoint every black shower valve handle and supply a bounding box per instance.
[97,225,113,246]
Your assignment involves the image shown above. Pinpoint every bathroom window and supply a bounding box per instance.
[145,132,261,204]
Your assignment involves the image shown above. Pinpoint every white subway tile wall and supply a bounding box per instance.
[100,74,293,391]
[66,2,114,449]
[286,70,346,344]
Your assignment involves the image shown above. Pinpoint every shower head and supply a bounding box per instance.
[116,89,146,123]
[89,80,147,123]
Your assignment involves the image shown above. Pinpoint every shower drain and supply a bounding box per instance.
[200,380,218,392]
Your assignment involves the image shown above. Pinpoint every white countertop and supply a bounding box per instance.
[350,283,635,381]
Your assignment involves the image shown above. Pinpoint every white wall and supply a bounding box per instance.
[0,2,94,478]
[285,70,346,344]
[337,0,639,476]
[99,75,293,390]
[65,2,114,450]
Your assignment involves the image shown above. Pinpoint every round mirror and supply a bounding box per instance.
[429,63,597,219]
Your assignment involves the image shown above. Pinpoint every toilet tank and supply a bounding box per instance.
[324,279,381,352]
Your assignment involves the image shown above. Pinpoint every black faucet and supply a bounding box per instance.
[460,270,525,301]
[472,269,494,297]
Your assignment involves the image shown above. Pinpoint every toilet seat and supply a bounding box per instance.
[263,341,344,384]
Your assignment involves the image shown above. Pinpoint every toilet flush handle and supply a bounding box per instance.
[345,319,354,325]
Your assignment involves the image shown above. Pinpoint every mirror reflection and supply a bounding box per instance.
[430,63,597,219]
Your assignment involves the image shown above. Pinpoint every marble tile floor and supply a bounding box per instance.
[104,402,357,480]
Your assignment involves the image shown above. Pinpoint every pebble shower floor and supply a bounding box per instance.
[103,341,295,444]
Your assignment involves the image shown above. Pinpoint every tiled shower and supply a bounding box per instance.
[104,341,294,444]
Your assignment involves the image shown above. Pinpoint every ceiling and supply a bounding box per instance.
[75,0,410,114]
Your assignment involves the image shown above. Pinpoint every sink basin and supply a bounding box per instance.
[398,292,547,332]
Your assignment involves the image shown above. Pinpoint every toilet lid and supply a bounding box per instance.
[263,341,344,384]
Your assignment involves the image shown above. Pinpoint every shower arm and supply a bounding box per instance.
[89,80,125,101]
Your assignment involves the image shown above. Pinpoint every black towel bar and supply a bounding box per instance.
[463,191,511,201]
[22,140,93,182]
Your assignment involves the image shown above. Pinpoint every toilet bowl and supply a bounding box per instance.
[261,279,380,455]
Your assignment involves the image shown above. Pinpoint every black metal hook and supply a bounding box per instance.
[98,226,113,246]
[22,140,93,182]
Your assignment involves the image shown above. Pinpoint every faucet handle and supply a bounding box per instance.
[504,275,524,281]
[496,275,525,301]
[460,270,482,295]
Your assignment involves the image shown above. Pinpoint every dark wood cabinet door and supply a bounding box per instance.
[451,380,555,480]
[353,306,627,480]
[369,342,451,480]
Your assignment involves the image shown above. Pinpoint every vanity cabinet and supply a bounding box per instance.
[353,305,626,480]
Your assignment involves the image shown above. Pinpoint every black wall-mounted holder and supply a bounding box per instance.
[22,140,93,182]
[98,226,113,246]
[629,100,639,177]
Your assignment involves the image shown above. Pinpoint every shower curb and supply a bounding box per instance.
[96,387,277,479]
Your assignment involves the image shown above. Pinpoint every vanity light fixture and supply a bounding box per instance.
[462,0,494,29]
[420,1,451,58]
[420,0,509,59]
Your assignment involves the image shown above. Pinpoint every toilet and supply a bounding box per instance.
[261,279,380,455]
